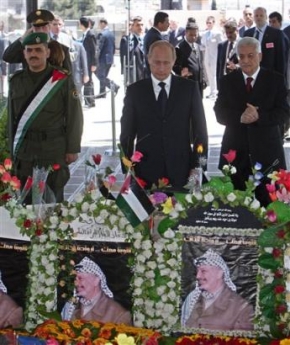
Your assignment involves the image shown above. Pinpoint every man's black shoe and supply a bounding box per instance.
[114,84,120,95]
[95,94,106,99]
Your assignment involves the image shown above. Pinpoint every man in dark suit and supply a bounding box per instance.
[120,40,208,189]
[143,12,170,78]
[243,7,286,77]
[95,18,118,99]
[239,6,254,37]
[216,20,239,90]
[120,16,145,84]
[173,23,206,97]
[168,20,185,47]
[214,37,289,205]
[79,17,97,107]
[3,9,72,72]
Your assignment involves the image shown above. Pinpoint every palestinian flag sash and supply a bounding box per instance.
[116,173,155,228]
[13,69,68,156]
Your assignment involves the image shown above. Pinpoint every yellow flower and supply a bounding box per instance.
[81,328,92,338]
[115,333,136,345]
[281,340,290,345]
[72,320,84,329]
[197,144,203,154]
[122,157,133,169]
[161,197,173,214]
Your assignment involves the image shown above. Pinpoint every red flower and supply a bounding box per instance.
[269,340,282,345]
[52,164,60,171]
[274,285,285,294]
[222,149,236,163]
[275,304,287,314]
[272,248,282,258]
[3,158,12,170]
[158,177,169,188]
[23,219,32,228]
[0,193,11,202]
[277,229,285,239]
[92,154,102,165]
[35,229,42,236]
[136,177,147,188]
[274,269,283,278]
[266,210,277,223]
[39,181,46,193]
[24,176,33,191]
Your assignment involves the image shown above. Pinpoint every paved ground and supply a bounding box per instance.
[64,58,290,201]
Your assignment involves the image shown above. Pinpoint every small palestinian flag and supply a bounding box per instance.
[116,173,155,228]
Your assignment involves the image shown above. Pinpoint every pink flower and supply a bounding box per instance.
[107,175,116,187]
[0,165,5,174]
[1,172,11,183]
[10,176,21,191]
[131,151,143,163]
[46,339,59,345]
[3,158,12,170]
[266,210,277,223]
[39,181,46,193]
[52,164,60,171]
[266,183,276,193]
[222,149,236,163]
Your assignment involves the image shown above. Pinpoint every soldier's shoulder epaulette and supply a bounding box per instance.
[9,69,24,81]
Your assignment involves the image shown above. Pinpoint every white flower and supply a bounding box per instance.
[81,202,90,213]
[90,189,101,201]
[167,242,178,251]
[147,261,157,270]
[61,207,69,217]
[135,313,145,323]
[39,234,48,243]
[141,240,152,250]
[161,294,168,302]
[145,271,155,279]
[74,193,84,203]
[100,209,109,219]
[134,239,141,249]
[167,258,177,267]
[230,166,237,174]
[174,203,184,211]
[204,192,214,202]
[250,198,261,210]
[49,231,58,241]
[48,253,57,261]
[192,191,203,200]
[46,277,56,286]
[45,300,55,311]
[227,193,236,202]
[143,250,152,259]
[145,300,154,308]
[69,208,78,217]
[244,196,252,206]
[163,303,174,313]
[160,268,170,276]
[119,217,128,229]
[59,221,69,231]
[89,203,97,212]
[185,194,193,203]
[168,290,177,301]
[132,231,142,240]
[163,228,175,238]
[157,286,166,295]
[134,298,144,306]
[109,214,118,225]
[135,264,145,273]
[167,281,176,288]
[134,288,142,296]
[134,277,143,287]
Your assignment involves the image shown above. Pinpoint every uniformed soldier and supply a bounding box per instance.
[3,9,72,71]
[8,32,83,203]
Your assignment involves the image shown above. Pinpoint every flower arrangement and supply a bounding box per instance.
[0,158,21,205]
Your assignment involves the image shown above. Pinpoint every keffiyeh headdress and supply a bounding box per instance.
[181,249,236,326]
[0,271,7,293]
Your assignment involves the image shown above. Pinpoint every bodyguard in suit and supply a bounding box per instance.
[143,12,170,78]
[238,6,254,37]
[120,40,208,189]
[173,23,206,97]
[79,17,97,107]
[243,7,286,77]
[168,20,185,47]
[216,20,239,90]
[214,37,289,204]
[120,16,145,84]
[95,18,118,98]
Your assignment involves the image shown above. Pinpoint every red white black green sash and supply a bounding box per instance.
[13,69,68,156]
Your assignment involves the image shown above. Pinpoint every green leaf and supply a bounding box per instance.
[257,224,284,247]
[258,253,280,270]
[173,192,187,205]
[259,284,275,306]
[267,201,290,223]
[36,307,62,321]
[158,217,178,234]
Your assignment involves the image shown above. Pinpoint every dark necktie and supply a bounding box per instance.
[53,34,58,41]
[254,29,260,40]
[157,82,168,117]
[228,41,233,58]
[246,77,253,92]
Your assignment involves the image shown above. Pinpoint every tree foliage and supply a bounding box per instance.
[41,0,97,19]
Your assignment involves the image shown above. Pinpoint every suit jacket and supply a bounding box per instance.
[168,27,185,47]
[185,286,254,331]
[0,292,23,328]
[82,29,98,69]
[71,292,132,325]
[97,27,115,65]
[216,40,239,89]
[173,40,206,94]
[119,34,144,81]
[3,38,72,71]
[120,75,208,188]
[143,27,163,76]
[71,40,89,86]
[200,29,224,63]
[243,26,286,76]
[214,68,288,179]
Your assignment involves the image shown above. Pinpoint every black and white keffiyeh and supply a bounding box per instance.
[0,271,7,293]
[181,249,236,326]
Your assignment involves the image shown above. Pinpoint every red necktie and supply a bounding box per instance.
[246,77,253,93]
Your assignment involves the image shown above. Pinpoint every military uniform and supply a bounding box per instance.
[8,63,83,203]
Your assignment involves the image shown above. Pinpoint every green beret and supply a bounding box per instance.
[27,9,54,27]
[22,33,49,46]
